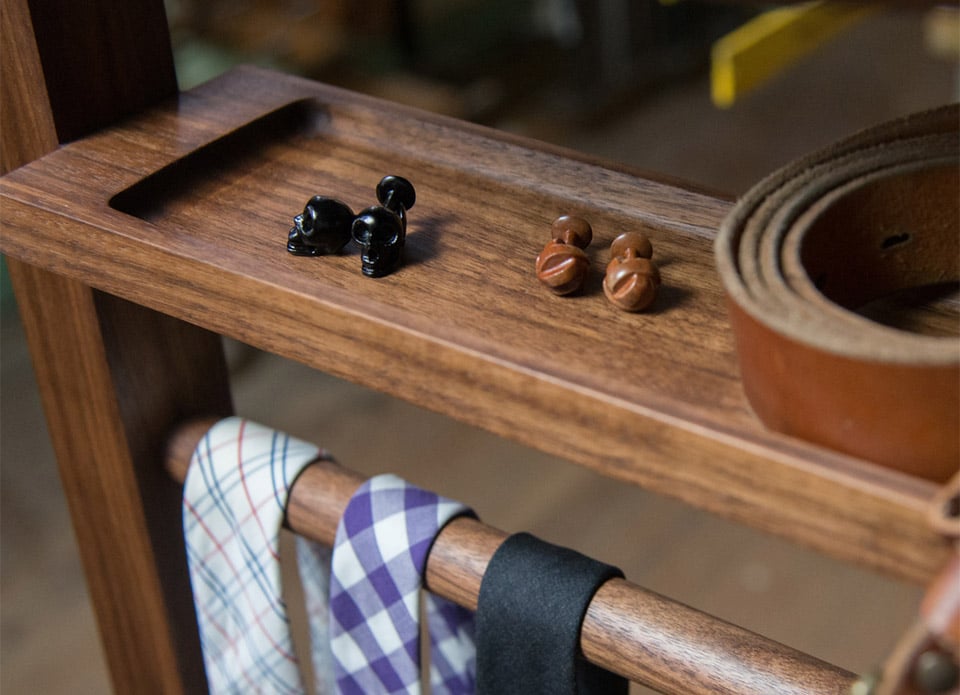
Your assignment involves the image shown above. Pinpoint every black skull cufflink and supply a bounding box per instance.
[286,175,416,278]
[352,175,416,278]
[287,196,355,256]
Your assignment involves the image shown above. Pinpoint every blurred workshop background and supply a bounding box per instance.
[2,1,957,692]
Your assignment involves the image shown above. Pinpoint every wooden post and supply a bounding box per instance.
[2,0,232,691]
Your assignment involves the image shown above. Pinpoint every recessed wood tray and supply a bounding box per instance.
[1,66,948,583]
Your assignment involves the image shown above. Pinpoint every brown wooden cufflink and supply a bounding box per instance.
[603,231,660,312]
[535,215,593,295]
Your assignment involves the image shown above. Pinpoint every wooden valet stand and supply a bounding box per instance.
[2,1,956,693]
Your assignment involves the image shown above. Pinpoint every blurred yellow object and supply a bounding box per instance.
[924,6,960,59]
[711,2,874,108]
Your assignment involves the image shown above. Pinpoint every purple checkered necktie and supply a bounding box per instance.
[183,417,336,694]
[330,475,477,694]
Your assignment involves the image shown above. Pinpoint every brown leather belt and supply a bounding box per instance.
[716,106,959,482]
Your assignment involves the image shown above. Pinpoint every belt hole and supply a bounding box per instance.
[880,232,911,250]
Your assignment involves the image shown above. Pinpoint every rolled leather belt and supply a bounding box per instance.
[716,105,959,482]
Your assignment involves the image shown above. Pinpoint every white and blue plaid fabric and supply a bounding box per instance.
[183,417,336,694]
[330,475,477,694]
[183,419,477,694]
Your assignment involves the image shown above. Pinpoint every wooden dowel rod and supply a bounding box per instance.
[166,419,856,694]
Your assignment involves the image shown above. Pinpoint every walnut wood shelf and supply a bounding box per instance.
[1,65,947,585]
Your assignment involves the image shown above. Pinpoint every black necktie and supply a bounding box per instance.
[476,532,628,695]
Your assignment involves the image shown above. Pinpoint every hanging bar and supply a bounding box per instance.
[166,419,856,695]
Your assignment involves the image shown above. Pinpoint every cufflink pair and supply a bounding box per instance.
[535,215,661,312]
[287,175,415,278]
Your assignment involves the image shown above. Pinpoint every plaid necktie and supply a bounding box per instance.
[330,475,477,694]
[183,417,335,694]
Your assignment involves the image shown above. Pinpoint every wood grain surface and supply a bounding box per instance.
[0,0,56,172]
[2,1,231,692]
[25,0,177,142]
[6,266,231,695]
[1,65,950,584]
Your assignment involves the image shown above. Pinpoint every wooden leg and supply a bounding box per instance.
[7,260,232,694]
